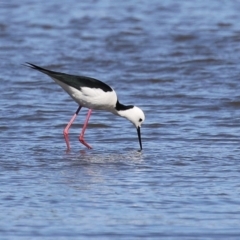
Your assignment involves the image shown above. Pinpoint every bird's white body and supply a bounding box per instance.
[53,78,118,112]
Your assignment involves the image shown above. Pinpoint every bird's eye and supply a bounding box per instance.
[139,118,142,122]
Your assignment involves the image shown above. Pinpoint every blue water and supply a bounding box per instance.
[1,0,240,239]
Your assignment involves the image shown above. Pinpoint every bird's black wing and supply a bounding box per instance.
[25,63,113,92]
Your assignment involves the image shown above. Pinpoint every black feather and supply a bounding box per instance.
[25,63,113,92]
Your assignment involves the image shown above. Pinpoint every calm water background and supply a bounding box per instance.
[1,0,240,239]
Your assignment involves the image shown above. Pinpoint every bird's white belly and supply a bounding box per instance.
[53,78,117,111]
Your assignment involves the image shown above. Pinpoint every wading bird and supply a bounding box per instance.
[26,63,145,150]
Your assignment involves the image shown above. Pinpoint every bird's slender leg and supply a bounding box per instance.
[79,109,92,149]
[63,106,82,150]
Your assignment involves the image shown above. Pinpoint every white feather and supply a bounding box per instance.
[52,78,117,111]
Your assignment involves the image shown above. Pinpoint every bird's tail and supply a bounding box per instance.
[24,62,57,75]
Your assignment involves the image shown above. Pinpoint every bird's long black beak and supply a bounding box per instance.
[137,126,142,150]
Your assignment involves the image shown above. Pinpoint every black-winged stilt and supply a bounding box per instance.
[26,63,145,150]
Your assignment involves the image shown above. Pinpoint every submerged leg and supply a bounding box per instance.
[63,106,82,150]
[79,109,92,149]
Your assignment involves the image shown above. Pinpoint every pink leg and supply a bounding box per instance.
[63,106,82,150]
[79,109,92,149]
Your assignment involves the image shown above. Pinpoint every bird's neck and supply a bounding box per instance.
[116,100,134,111]
[113,100,134,117]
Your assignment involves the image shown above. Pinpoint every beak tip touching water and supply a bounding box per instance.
[137,126,142,151]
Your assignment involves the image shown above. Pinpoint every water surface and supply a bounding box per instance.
[1,0,240,239]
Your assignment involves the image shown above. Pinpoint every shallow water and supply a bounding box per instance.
[1,0,240,239]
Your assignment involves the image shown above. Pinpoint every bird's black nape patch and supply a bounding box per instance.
[115,100,134,111]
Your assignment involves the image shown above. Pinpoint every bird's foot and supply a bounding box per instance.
[79,136,92,149]
[63,132,71,150]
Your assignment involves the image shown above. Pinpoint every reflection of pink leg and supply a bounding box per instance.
[63,106,82,151]
[79,109,92,149]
